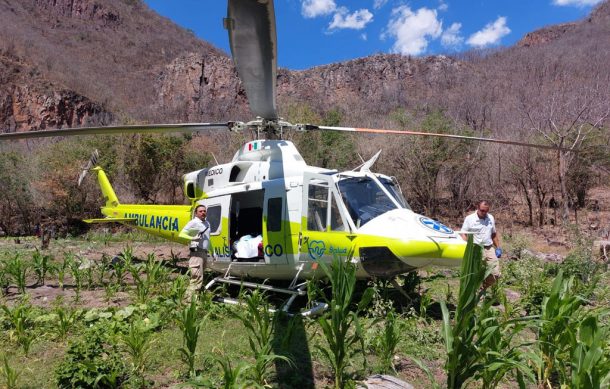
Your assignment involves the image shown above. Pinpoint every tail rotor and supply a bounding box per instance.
[77,149,99,187]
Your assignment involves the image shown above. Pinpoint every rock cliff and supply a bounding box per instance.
[0,51,111,133]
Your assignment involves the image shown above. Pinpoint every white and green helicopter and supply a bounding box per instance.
[0,0,558,309]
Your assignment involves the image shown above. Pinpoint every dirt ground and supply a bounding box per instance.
[1,239,191,309]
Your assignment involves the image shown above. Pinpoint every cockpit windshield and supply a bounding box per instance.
[379,177,410,209]
[337,176,398,228]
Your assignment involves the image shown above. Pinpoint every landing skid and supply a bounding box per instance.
[204,276,328,317]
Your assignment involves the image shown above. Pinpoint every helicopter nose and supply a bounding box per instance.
[356,209,466,277]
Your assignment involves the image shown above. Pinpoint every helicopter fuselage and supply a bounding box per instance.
[93,139,466,280]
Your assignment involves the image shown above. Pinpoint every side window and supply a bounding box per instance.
[330,194,346,232]
[307,183,328,231]
[186,182,196,199]
[206,205,222,235]
[267,197,282,232]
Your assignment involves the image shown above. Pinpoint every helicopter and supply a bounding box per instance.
[0,0,560,310]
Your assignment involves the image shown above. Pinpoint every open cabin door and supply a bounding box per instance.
[198,196,231,261]
[300,173,354,263]
[263,183,288,265]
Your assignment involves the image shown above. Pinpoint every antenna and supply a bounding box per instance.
[211,153,220,165]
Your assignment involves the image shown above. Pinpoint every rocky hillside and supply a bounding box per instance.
[0,0,608,135]
[0,50,112,132]
[0,0,223,130]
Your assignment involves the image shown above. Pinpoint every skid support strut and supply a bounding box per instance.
[204,276,327,316]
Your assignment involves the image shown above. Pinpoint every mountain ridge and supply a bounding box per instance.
[0,0,608,134]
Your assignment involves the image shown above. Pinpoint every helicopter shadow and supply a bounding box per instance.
[272,313,315,389]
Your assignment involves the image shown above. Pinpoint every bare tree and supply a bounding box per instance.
[522,78,609,223]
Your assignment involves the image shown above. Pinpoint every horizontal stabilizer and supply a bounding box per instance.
[83,217,136,224]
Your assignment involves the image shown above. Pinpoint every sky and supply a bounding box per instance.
[144,0,604,70]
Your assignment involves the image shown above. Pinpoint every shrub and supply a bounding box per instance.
[502,232,532,260]
[55,326,127,388]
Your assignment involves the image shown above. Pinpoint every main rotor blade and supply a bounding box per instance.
[308,125,562,151]
[0,123,231,141]
[226,0,277,120]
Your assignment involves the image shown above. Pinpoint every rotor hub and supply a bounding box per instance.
[232,117,297,140]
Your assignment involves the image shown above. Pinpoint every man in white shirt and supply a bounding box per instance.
[461,200,502,290]
[179,204,211,299]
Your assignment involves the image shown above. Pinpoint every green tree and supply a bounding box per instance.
[288,105,357,169]
[125,134,208,204]
[0,151,34,235]
[35,137,118,226]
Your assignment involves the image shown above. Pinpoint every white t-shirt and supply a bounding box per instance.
[180,217,211,250]
[461,212,496,246]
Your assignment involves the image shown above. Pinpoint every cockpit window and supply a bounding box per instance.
[337,177,397,228]
[379,177,409,209]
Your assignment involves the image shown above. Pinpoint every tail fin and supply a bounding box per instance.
[93,167,119,208]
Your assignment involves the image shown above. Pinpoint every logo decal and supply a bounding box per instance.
[308,240,326,260]
[419,217,453,234]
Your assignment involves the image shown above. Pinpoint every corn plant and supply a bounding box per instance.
[5,254,29,294]
[1,301,35,356]
[82,260,95,290]
[104,282,120,303]
[144,253,170,293]
[177,298,204,377]
[0,355,20,389]
[120,246,135,267]
[441,236,533,389]
[169,274,189,304]
[169,248,181,267]
[373,308,401,374]
[529,271,585,387]
[0,265,9,296]
[67,257,84,301]
[213,350,253,389]
[112,253,130,289]
[441,236,486,389]
[32,249,54,286]
[97,254,112,285]
[419,290,432,321]
[314,255,374,389]
[54,305,80,340]
[233,290,293,386]
[569,315,610,388]
[121,321,154,387]
[129,263,149,304]
[57,253,72,290]
[472,300,534,388]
